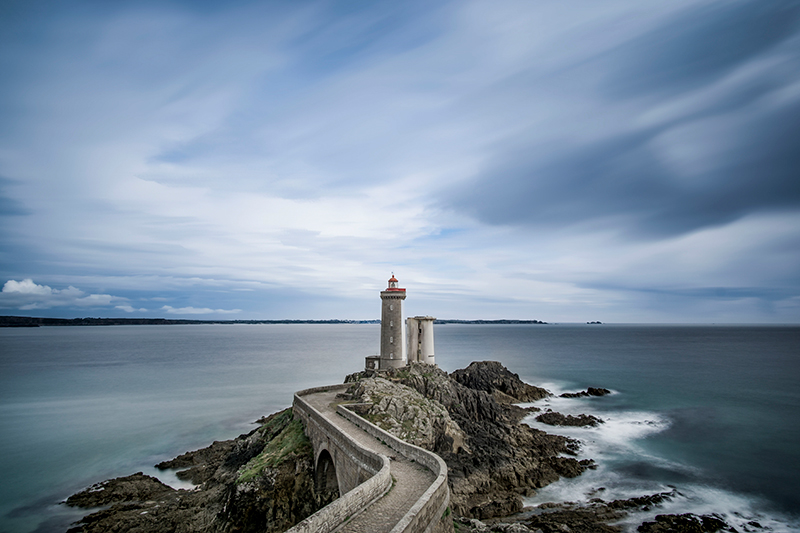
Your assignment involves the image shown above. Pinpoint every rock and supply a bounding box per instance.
[493,524,535,533]
[346,377,468,454]
[347,362,592,520]
[524,505,623,533]
[560,388,611,398]
[65,473,175,508]
[66,408,329,533]
[450,361,551,402]
[607,490,678,511]
[156,440,235,484]
[637,514,734,533]
[455,517,490,532]
[512,491,681,533]
[453,516,534,532]
[535,412,603,427]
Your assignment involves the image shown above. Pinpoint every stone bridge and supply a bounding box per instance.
[287,384,454,533]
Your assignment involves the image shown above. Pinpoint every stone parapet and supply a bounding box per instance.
[288,386,391,533]
[338,403,453,533]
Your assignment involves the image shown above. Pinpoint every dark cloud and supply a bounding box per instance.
[602,0,800,98]
[450,98,800,237]
[447,1,800,239]
[0,177,29,216]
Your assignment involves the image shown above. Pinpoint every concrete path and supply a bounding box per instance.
[304,390,436,533]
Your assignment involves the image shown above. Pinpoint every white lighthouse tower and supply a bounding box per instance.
[378,274,407,369]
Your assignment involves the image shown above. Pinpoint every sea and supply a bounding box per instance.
[0,324,798,533]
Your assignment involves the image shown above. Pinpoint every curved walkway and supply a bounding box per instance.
[303,390,436,533]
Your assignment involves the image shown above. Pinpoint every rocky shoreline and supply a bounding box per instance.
[65,361,737,533]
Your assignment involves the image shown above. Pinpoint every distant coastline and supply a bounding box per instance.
[0,316,547,327]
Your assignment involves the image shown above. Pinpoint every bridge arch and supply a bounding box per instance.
[315,448,340,500]
[289,384,453,533]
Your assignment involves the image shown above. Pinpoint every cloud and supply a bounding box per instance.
[0,279,123,310]
[0,1,798,322]
[601,1,800,98]
[161,305,241,315]
[446,0,800,239]
[2,278,53,295]
[115,305,147,313]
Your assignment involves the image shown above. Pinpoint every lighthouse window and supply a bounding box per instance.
[390,320,393,327]
[390,336,393,344]
[390,304,394,311]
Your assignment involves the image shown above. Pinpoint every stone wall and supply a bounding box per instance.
[338,404,454,533]
[288,385,392,533]
[290,384,454,533]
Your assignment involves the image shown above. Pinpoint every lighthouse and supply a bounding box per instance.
[364,274,436,372]
[379,274,407,369]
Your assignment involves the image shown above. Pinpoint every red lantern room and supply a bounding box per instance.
[387,273,404,291]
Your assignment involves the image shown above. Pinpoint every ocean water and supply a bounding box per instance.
[0,324,798,532]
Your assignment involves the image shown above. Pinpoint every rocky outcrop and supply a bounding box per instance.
[66,408,333,533]
[450,361,550,403]
[560,387,611,398]
[535,411,603,427]
[345,362,593,520]
[454,490,681,533]
[454,516,535,532]
[637,514,735,533]
[67,361,704,533]
[346,377,469,454]
[65,473,175,508]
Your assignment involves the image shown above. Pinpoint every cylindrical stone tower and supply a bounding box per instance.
[419,316,435,365]
[407,316,436,365]
[380,274,407,369]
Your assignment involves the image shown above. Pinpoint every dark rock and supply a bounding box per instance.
[607,490,678,511]
[513,491,680,533]
[450,361,551,402]
[525,507,622,533]
[535,412,603,427]
[65,473,175,508]
[346,362,591,520]
[560,388,611,398]
[637,513,734,533]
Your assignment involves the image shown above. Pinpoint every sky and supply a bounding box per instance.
[0,0,799,323]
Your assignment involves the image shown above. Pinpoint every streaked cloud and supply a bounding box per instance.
[161,305,241,315]
[0,0,797,322]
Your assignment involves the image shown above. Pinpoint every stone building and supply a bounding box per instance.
[407,315,435,365]
[365,275,436,371]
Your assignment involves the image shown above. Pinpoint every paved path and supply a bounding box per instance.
[304,390,435,533]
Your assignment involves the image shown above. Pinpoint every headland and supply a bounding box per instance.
[65,361,736,533]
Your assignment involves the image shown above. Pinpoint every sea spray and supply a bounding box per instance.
[522,391,800,532]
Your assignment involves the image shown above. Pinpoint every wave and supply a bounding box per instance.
[614,486,800,533]
[521,395,800,532]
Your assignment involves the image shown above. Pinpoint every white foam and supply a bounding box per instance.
[521,395,800,532]
[613,485,800,533]
[523,405,671,460]
[141,466,198,491]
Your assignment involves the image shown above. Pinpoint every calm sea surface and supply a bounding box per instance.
[0,324,798,532]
